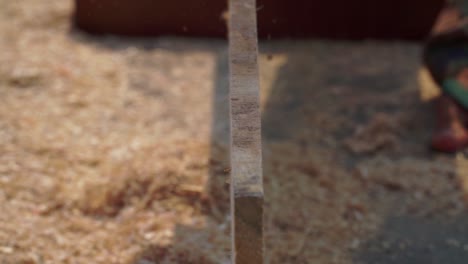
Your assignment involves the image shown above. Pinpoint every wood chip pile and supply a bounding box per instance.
[1,1,467,263]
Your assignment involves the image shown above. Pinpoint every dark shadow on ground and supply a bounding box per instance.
[260,40,468,262]
[353,213,468,264]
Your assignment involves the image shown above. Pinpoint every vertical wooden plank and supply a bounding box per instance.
[228,0,264,263]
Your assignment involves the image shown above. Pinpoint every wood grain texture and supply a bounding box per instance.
[228,0,264,263]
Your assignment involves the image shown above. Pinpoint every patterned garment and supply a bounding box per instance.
[424,0,468,108]
[451,0,468,16]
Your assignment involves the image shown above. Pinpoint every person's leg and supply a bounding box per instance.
[424,1,468,152]
[431,94,468,152]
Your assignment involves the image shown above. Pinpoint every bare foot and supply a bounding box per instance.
[431,95,468,152]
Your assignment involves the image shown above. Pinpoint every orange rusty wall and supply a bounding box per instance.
[74,0,445,40]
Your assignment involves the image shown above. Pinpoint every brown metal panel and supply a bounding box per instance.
[74,0,445,40]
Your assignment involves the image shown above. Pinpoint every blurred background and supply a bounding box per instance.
[3,1,468,264]
[75,0,444,39]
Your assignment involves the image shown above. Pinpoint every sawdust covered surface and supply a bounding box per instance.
[2,1,468,263]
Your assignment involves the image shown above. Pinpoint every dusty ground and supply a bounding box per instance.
[2,1,468,264]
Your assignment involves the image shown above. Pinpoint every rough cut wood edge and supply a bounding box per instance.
[228,0,264,263]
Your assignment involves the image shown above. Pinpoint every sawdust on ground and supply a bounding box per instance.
[1,1,468,264]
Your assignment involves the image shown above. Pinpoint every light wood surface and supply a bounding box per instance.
[228,0,264,263]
